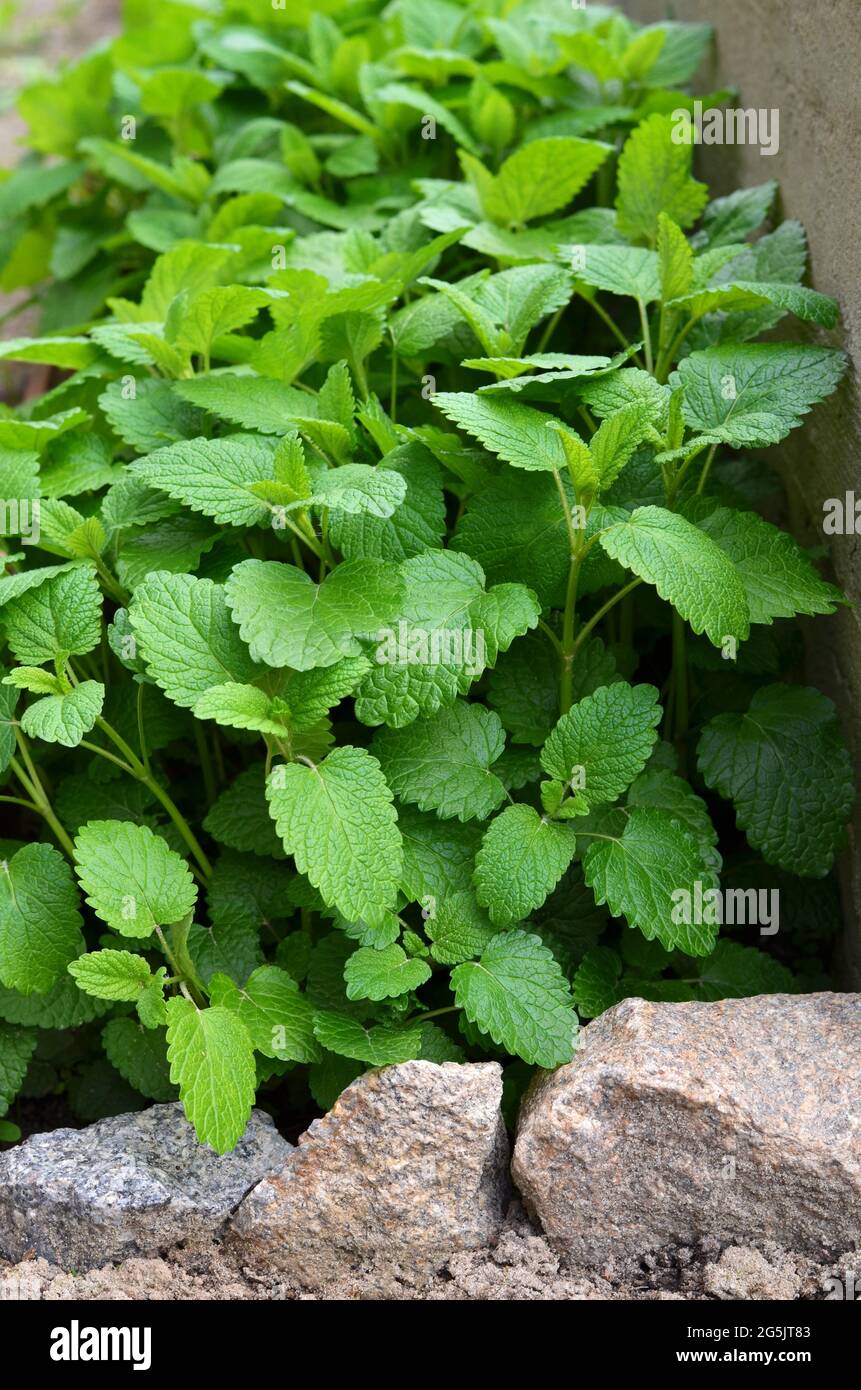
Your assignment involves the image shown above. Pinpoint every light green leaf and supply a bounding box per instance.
[209,965,319,1063]
[312,1010,423,1065]
[4,565,102,664]
[129,572,261,708]
[451,929,576,1067]
[657,212,693,301]
[129,435,276,527]
[425,890,497,966]
[689,503,844,625]
[68,948,154,1001]
[616,113,708,244]
[225,558,404,671]
[674,343,847,447]
[165,996,257,1153]
[599,505,750,646]
[0,1022,36,1116]
[20,680,104,748]
[583,805,720,956]
[433,392,567,472]
[267,746,403,927]
[343,944,431,1002]
[373,701,507,821]
[355,550,539,727]
[74,821,198,938]
[474,803,577,926]
[0,844,84,995]
[540,682,660,810]
[464,138,610,226]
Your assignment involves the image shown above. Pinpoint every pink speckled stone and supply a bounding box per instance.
[514,993,861,1269]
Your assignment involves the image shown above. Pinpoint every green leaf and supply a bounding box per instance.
[626,769,717,855]
[355,550,540,727]
[451,929,576,1067]
[464,138,610,226]
[574,244,661,302]
[657,212,693,301]
[130,435,276,527]
[373,701,507,821]
[0,973,110,1029]
[689,503,844,625]
[68,948,154,1001]
[698,684,853,877]
[572,946,622,1019]
[165,996,257,1153]
[209,965,319,1063]
[99,377,207,454]
[474,804,577,927]
[312,1011,423,1066]
[343,944,431,1002]
[308,464,407,518]
[433,393,567,472]
[398,806,483,903]
[599,505,750,647]
[697,940,794,1001]
[74,821,198,938]
[203,767,285,859]
[20,680,104,748]
[540,682,661,810]
[174,286,270,357]
[0,844,84,995]
[674,344,847,447]
[616,113,708,244]
[225,558,404,670]
[102,1018,176,1102]
[425,890,497,966]
[583,806,720,956]
[3,565,102,664]
[0,1022,36,1116]
[173,375,311,434]
[266,746,403,927]
[694,181,778,249]
[129,572,261,709]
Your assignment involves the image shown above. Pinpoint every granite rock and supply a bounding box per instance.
[513,993,861,1270]
[0,1102,291,1271]
[230,1060,509,1284]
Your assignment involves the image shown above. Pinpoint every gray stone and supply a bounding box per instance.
[513,993,861,1270]
[230,1061,509,1284]
[0,1102,291,1271]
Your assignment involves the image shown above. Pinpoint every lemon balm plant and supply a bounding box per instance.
[0,0,852,1152]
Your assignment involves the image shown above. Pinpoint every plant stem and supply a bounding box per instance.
[390,352,398,421]
[695,442,719,496]
[136,682,151,776]
[10,741,75,857]
[637,298,653,374]
[95,716,213,878]
[569,578,644,665]
[536,304,564,353]
[559,550,582,716]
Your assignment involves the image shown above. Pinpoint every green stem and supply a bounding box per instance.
[390,352,398,422]
[10,741,75,858]
[570,578,644,664]
[637,299,653,374]
[95,716,213,879]
[410,1005,459,1024]
[536,304,564,353]
[559,550,583,716]
[136,682,151,776]
[695,442,719,497]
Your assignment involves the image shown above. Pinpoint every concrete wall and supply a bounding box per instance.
[624,0,861,981]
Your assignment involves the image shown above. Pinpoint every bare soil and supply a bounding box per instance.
[0,1202,854,1302]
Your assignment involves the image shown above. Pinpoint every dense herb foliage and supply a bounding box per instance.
[0,1,852,1151]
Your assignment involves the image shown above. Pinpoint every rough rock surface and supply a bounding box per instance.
[0,1103,291,1271]
[703,1245,801,1301]
[513,993,861,1270]
[229,1060,510,1284]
